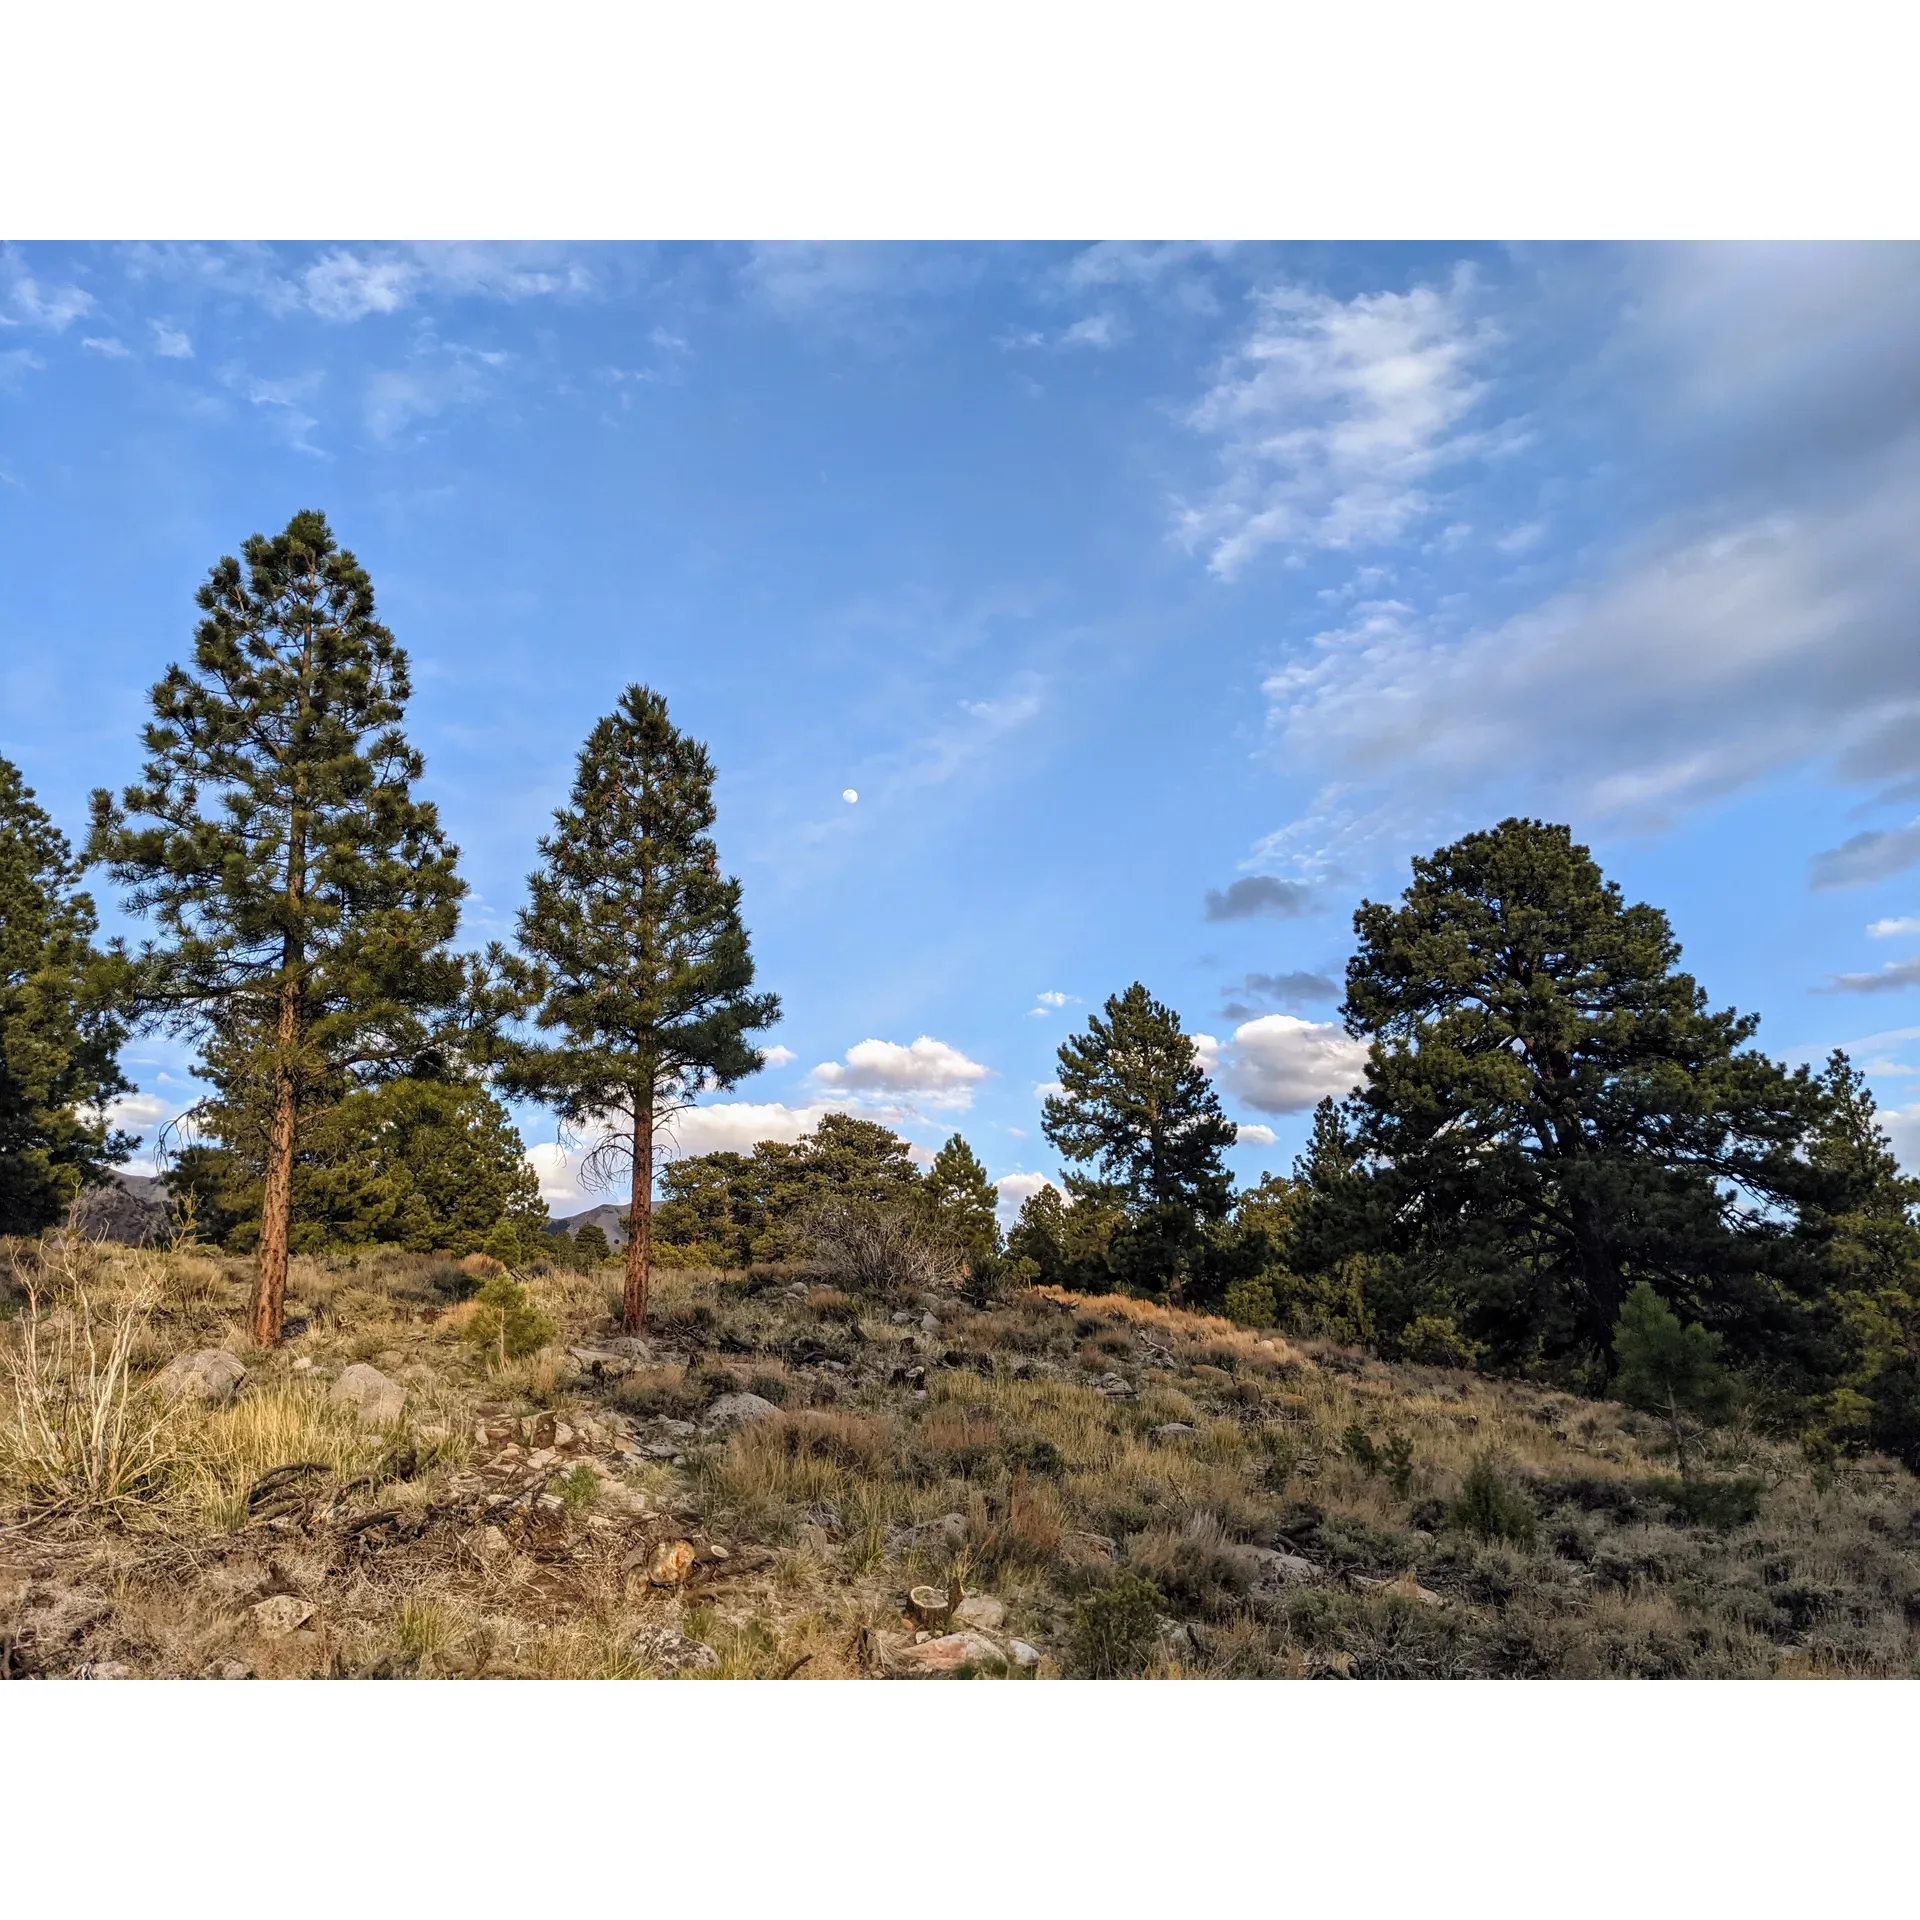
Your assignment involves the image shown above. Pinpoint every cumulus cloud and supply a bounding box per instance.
[1204,876,1313,921]
[759,1044,797,1068]
[106,1092,171,1132]
[1197,1014,1370,1115]
[1236,1123,1278,1147]
[1869,918,1920,939]
[811,1036,990,1111]
[1175,266,1503,578]
[994,1171,1059,1220]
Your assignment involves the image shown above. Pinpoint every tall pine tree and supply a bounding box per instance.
[89,511,468,1344]
[498,685,778,1331]
[921,1132,1001,1272]
[1042,982,1237,1298]
[0,756,133,1232]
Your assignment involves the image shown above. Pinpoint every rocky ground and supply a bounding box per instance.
[3,1241,1918,1679]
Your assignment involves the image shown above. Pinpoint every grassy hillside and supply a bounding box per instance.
[2,1238,1916,1679]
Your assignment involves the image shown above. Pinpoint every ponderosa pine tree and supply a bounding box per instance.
[89,511,468,1345]
[0,755,133,1232]
[497,685,778,1331]
[1334,818,1823,1380]
[921,1132,1001,1273]
[1042,982,1237,1298]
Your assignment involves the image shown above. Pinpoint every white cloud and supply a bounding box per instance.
[994,1171,1059,1220]
[1198,1014,1370,1116]
[0,348,44,390]
[221,365,325,455]
[81,336,131,359]
[1881,1104,1920,1174]
[106,1092,170,1132]
[759,1044,797,1068]
[1869,918,1920,939]
[1061,312,1121,349]
[3,265,92,331]
[1034,1080,1064,1099]
[1035,990,1073,1008]
[1175,266,1503,578]
[1235,1123,1278,1147]
[525,1141,590,1207]
[811,1036,990,1111]
[303,250,417,322]
[661,1099,844,1157]
[150,321,193,358]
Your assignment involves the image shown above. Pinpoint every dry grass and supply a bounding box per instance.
[1,1246,1916,1679]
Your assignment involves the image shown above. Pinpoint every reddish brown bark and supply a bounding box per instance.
[252,979,300,1348]
[622,1102,654,1332]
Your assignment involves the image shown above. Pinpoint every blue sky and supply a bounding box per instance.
[8,240,1920,1216]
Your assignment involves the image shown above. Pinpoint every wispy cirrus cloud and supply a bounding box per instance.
[1174,266,1508,579]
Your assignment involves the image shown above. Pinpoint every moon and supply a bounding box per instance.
[842,789,859,804]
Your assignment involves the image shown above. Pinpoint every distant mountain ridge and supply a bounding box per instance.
[547,1203,630,1247]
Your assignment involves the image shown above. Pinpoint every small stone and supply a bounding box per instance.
[919,1312,939,1334]
[655,1417,697,1438]
[251,1595,315,1637]
[551,1421,576,1449]
[1149,1422,1196,1444]
[1095,1371,1136,1398]
[952,1594,1006,1632]
[703,1392,780,1432]
[290,1356,314,1374]
[526,1447,559,1471]
[1246,1546,1320,1588]
[647,1539,697,1587]
[474,1525,510,1558]
[1008,1640,1041,1670]
[74,1660,134,1679]
[217,1661,252,1680]
[329,1363,406,1426]
[536,1493,564,1511]
[156,1348,247,1405]
[891,1311,915,1325]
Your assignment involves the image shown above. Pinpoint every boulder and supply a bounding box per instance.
[1094,1371,1136,1398]
[952,1594,1006,1632]
[632,1626,720,1675]
[1007,1639,1042,1671]
[251,1595,314,1637]
[330,1363,406,1426]
[156,1348,247,1405]
[703,1392,780,1432]
[1149,1422,1196,1444]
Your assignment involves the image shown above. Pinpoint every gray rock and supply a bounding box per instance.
[251,1595,314,1637]
[330,1362,406,1426]
[703,1392,780,1432]
[632,1626,720,1675]
[156,1348,247,1405]
[890,1311,916,1325]
[919,1312,939,1334]
[73,1660,134,1679]
[1149,1422,1197,1444]
[952,1594,1006,1631]
[1244,1546,1320,1604]
[654,1417,698,1438]
[1095,1371,1136,1398]
[1007,1639,1042,1670]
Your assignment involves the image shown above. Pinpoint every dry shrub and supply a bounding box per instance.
[612,1366,699,1420]
[0,1274,177,1517]
[914,1404,999,1477]
[805,1200,960,1301]
[1125,1511,1258,1616]
[761,1408,895,1473]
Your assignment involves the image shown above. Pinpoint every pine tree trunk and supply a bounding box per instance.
[253,980,300,1348]
[623,1102,654,1332]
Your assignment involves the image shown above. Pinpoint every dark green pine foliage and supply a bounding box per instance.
[1611,1282,1734,1478]
[0,756,134,1232]
[498,685,779,1331]
[921,1132,1002,1273]
[88,511,468,1345]
[1042,982,1237,1300]
[1793,1051,1920,1466]
[170,1075,545,1258]
[1333,818,1823,1382]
